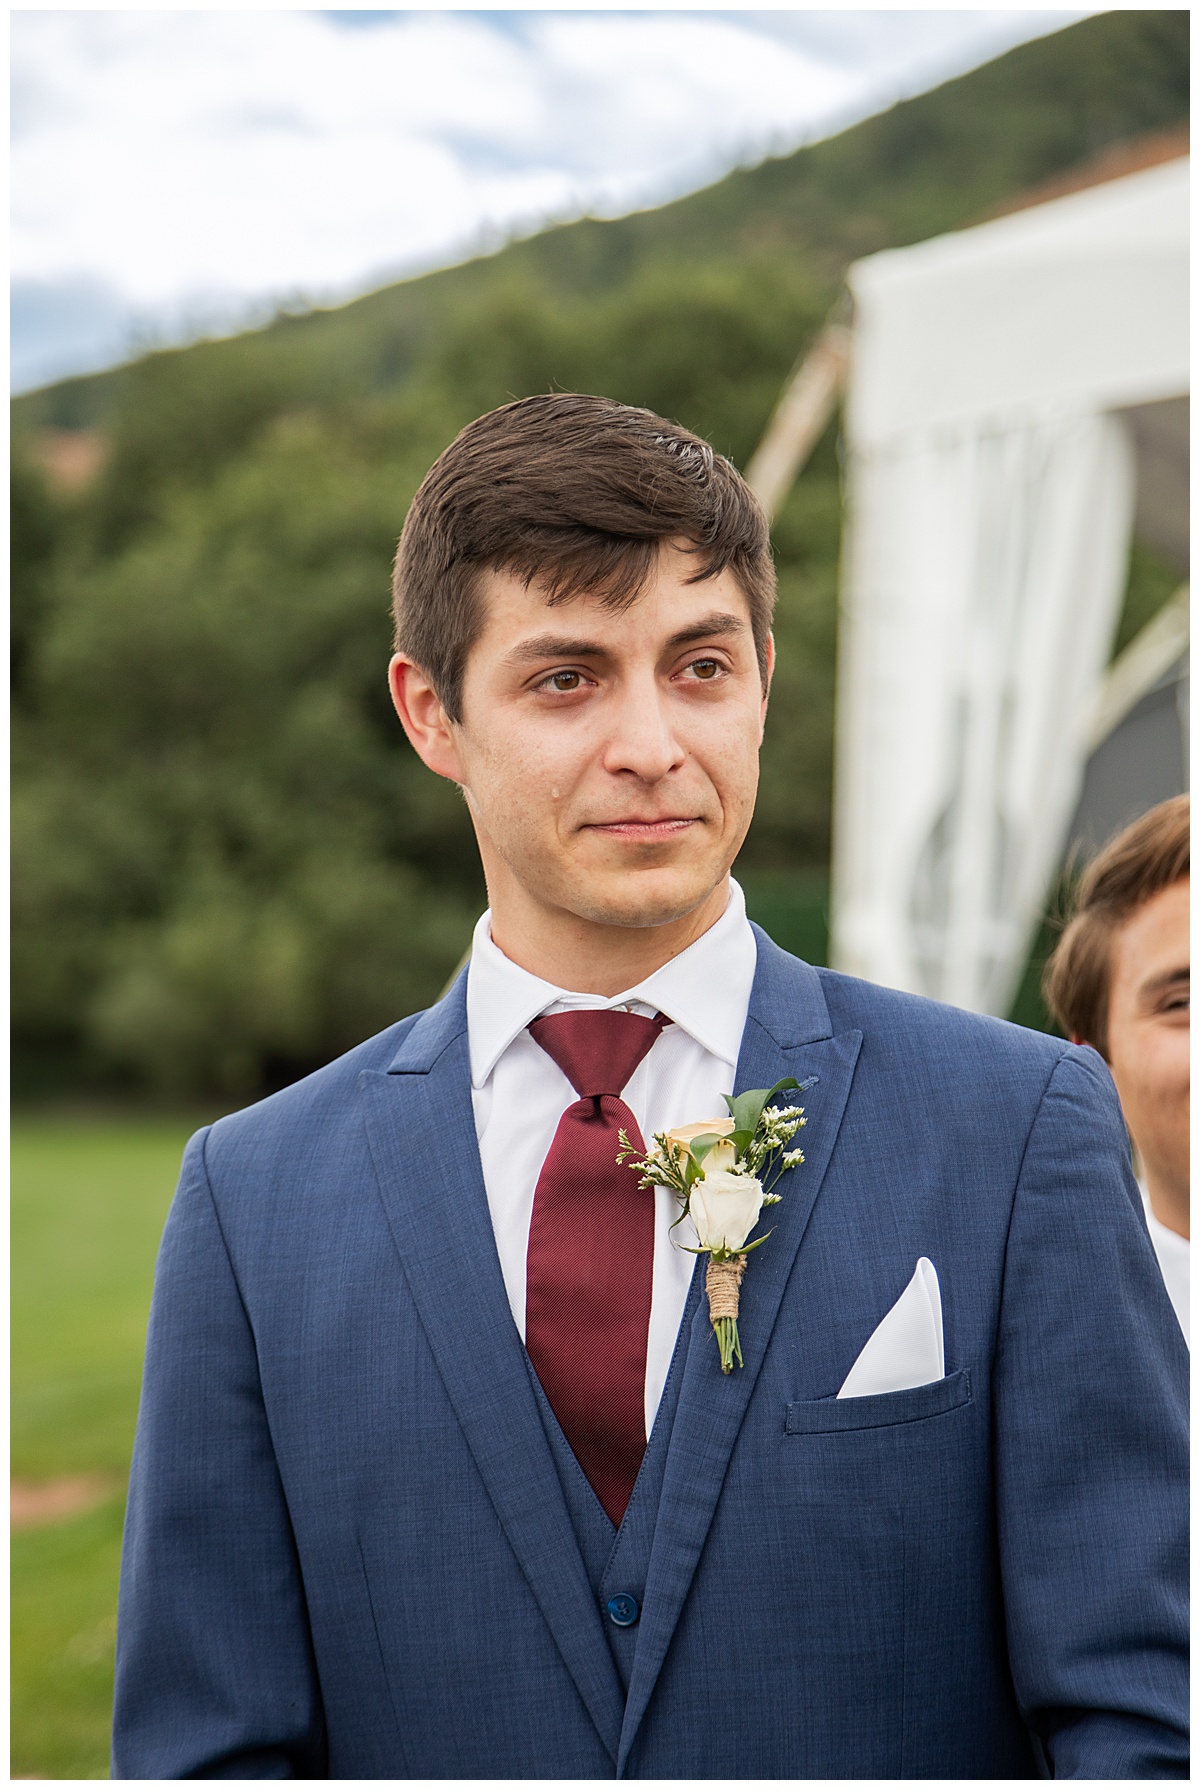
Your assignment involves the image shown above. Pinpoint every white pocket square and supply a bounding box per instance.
[837,1257,945,1399]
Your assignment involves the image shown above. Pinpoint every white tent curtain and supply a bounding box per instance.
[831,158,1188,1015]
[834,406,1133,1012]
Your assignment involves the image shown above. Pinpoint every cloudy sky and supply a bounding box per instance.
[12,8,1083,392]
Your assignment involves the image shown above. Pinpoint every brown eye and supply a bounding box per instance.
[691,659,720,680]
[549,671,581,692]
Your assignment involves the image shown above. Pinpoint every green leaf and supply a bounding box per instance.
[738,1227,775,1254]
[722,1078,800,1140]
[687,1133,725,1165]
[722,1089,764,1134]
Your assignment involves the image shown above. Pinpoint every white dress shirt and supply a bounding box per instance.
[467,879,757,1436]
[1141,1186,1189,1346]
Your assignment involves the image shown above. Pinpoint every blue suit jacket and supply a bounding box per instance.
[112,930,1188,1778]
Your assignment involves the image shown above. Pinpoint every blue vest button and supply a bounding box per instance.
[606,1593,640,1627]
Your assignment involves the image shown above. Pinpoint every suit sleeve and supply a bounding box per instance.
[112,1128,327,1779]
[993,1045,1188,1779]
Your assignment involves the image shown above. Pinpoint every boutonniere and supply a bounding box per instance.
[618,1081,806,1374]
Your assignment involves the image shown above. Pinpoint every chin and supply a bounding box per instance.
[560,866,723,930]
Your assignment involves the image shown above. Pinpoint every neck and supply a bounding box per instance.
[485,875,732,996]
[1144,1164,1190,1242]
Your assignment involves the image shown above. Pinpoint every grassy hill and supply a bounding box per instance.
[11,9,1189,1099]
[15,10,1189,435]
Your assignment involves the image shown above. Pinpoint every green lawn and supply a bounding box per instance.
[11,1116,200,1780]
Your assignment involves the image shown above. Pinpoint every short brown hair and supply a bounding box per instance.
[392,393,775,722]
[1043,794,1189,1057]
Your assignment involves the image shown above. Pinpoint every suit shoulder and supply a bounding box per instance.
[202,1007,430,1159]
[813,963,1071,1074]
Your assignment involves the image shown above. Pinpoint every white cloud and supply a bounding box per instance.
[11,8,1080,388]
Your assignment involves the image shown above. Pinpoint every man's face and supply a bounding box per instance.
[1105,876,1189,1209]
[445,542,769,932]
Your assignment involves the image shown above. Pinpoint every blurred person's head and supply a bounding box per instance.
[1044,794,1189,1236]
[387,394,775,990]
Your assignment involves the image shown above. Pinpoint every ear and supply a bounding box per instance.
[760,631,775,728]
[388,654,466,784]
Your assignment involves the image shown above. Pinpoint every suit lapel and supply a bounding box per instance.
[357,977,625,1763]
[617,931,863,1773]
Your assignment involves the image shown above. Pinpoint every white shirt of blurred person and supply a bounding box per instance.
[1044,795,1189,1343]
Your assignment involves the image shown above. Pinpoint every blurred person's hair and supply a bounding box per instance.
[392,392,775,723]
[1043,794,1190,1058]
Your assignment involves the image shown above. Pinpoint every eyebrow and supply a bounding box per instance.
[1139,966,1189,1000]
[667,612,747,649]
[504,611,747,667]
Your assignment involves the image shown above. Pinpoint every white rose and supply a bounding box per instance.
[689,1170,764,1254]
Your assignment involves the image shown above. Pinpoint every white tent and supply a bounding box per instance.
[829,156,1189,1015]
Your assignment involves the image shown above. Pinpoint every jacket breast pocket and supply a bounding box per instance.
[784,1368,972,1434]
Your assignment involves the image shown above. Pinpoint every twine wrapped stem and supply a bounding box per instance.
[706,1254,746,1318]
[706,1255,747,1373]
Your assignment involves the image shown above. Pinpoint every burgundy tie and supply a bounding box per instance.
[525,1008,670,1527]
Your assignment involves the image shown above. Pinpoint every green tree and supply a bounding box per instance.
[11,9,1187,1095]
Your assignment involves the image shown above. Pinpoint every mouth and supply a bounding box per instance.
[581,817,701,841]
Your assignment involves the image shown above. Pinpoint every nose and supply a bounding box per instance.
[600,676,685,783]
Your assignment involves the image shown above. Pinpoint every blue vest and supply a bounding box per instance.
[530,1267,704,1694]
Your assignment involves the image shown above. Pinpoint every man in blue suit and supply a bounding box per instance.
[113,394,1187,1779]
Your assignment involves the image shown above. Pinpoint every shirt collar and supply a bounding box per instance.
[465,878,757,1088]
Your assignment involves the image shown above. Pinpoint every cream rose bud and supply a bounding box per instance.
[689,1171,764,1254]
[666,1117,738,1174]
[665,1117,734,1149]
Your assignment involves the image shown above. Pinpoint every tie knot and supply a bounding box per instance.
[528,1008,670,1099]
